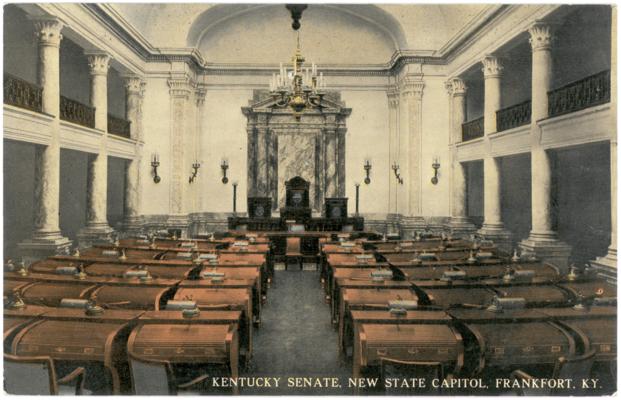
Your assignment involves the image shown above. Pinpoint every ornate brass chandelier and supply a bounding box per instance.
[269,31,326,117]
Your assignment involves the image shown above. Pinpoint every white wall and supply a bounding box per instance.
[4,5,37,83]
[341,90,390,215]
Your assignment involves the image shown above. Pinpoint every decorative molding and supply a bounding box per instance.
[3,104,54,146]
[450,77,467,96]
[528,21,555,52]
[30,16,64,47]
[122,75,145,95]
[167,75,194,99]
[481,55,503,78]
[85,52,112,76]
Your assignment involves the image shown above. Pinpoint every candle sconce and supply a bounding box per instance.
[392,162,403,185]
[221,159,229,184]
[189,161,201,183]
[363,159,372,185]
[431,158,440,185]
[151,154,161,183]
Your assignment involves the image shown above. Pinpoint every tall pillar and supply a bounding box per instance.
[478,56,512,251]
[520,22,571,269]
[121,75,145,233]
[325,114,338,199]
[387,86,399,215]
[448,78,476,235]
[19,17,72,262]
[591,7,617,280]
[400,78,426,238]
[78,53,114,247]
[256,114,269,197]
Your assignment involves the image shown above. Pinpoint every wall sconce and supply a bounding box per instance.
[232,181,238,214]
[392,162,403,185]
[151,153,161,183]
[189,160,201,183]
[221,159,229,184]
[431,157,440,185]
[363,159,372,184]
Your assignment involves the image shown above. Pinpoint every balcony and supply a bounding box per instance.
[462,116,484,142]
[107,114,131,138]
[548,70,611,118]
[4,74,43,114]
[496,100,531,132]
[60,95,95,129]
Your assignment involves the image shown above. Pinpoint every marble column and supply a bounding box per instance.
[387,86,400,214]
[325,118,338,199]
[448,78,476,235]
[78,53,114,246]
[520,22,571,269]
[19,17,72,261]
[478,56,512,251]
[256,114,269,197]
[122,76,145,232]
[400,79,426,237]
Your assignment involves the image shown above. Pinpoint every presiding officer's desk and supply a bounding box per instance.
[127,310,241,393]
[8,307,144,394]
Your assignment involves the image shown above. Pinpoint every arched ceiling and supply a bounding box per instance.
[110,3,489,64]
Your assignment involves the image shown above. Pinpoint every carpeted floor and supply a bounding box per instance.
[241,269,352,395]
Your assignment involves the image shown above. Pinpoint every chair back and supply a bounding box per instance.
[129,354,174,395]
[4,354,56,395]
[286,237,301,255]
[380,357,444,394]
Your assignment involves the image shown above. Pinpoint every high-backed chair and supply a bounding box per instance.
[510,349,597,396]
[285,237,303,269]
[4,354,85,395]
[129,354,210,395]
[380,358,446,395]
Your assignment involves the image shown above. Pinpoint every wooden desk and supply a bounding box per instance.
[90,281,178,310]
[10,308,144,394]
[172,288,253,362]
[558,280,617,298]
[354,323,464,384]
[491,284,573,307]
[128,311,240,393]
[18,281,98,307]
[339,288,418,353]
[3,305,51,346]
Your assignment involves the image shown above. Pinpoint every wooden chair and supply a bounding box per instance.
[128,353,210,395]
[380,357,446,395]
[285,237,303,270]
[510,349,597,396]
[4,354,86,395]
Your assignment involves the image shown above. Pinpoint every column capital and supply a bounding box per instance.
[386,85,400,108]
[85,52,112,76]
[31,16,64,47]
[167,76,193,99]
[481,56,503,78]
[195,85,207,106]
[528,21,555,52]
[401,80,425,100]
[123,75,145,96]
[450,77,467,96]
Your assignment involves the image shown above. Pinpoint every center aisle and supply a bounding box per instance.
[242,269,351,395]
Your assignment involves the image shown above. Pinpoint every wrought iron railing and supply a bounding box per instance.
[4,74,43,113]
[496,100,531,132]
[107,114,131,138]
[461,117,484,142]
[548,70,611,118]
[60,95,95,128]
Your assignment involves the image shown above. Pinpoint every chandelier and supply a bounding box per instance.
[269,32,326,117]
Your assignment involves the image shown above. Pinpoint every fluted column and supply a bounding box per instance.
[448,78,476,234]
[122,76,145,231]
[478,56,511,250]
[387,86,399,214]
[19,17,72,260]
[79,53,114,244]
[325,122,338,198]
[256,114,269,197]
[520,22,571,268]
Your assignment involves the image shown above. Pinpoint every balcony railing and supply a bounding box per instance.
[462,116,484,142]
[107,114,131,138]
[60,95,95,128]
[548,70,611,118]
[496,100,531,132]
[4,74,43,113]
